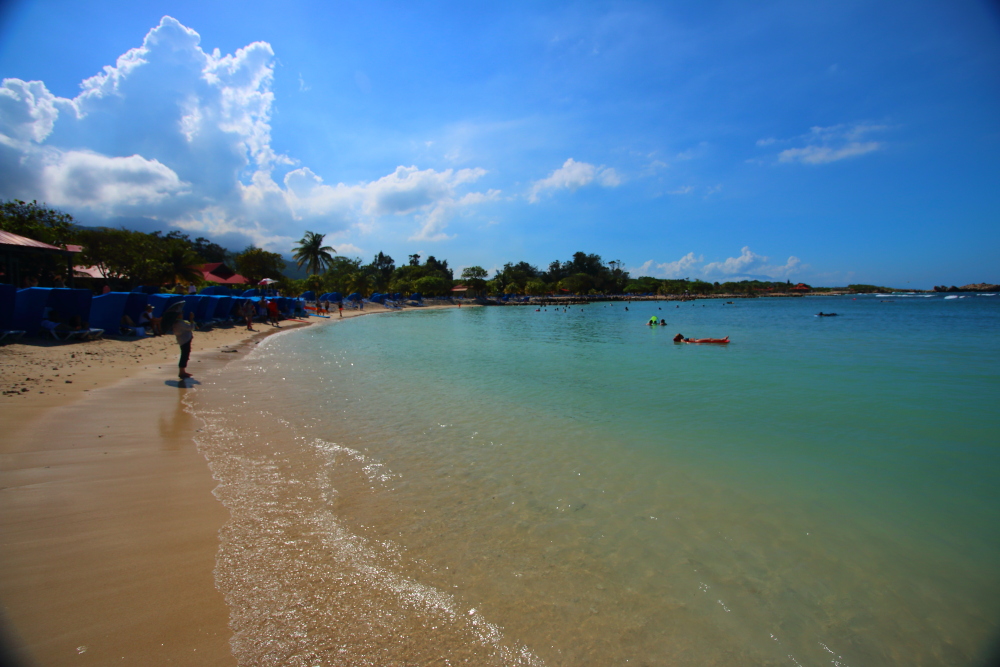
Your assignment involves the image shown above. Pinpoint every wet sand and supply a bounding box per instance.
[0,303,462,665]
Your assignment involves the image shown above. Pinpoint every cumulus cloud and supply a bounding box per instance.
[702,246,801,278]
[528,158,620,202]
[635,247,803,280]
[764,122,888,166]
[282,165,497,242]
[42,151,187,210]
[0,16,495,250]
[635,252,703,278]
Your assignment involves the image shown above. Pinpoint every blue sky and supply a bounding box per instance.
[1,1,998,287]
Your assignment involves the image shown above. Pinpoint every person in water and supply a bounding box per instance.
[659,319,667,326]
[648,316,658,326]
[673,333,730,343]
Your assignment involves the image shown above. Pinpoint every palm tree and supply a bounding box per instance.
[292,231,335,276]
[160,240,204,286]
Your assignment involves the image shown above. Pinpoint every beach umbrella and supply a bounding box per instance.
[160,300,185,333]
[259,278,278,285]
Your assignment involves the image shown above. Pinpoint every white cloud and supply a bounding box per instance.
[634,247,803,280]
[668,185,693,195]
[0,16,496,250]
[528,158,621,202]
[634,252,703,278]
[765,122,888,166]
[702,246,801,278]
[281,165,499,243]
[42,151,188,210]
[778,142,882,165]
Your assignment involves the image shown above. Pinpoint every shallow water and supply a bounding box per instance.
[189,295,1000,666]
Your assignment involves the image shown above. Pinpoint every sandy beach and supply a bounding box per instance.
[0,303,460,666]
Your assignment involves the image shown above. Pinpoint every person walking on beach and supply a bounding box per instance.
[266,299,281,327]
[338,302,343,318]
[161,303,194,379]
[242,299,256,331]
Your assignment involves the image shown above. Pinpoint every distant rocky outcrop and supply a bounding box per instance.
[933,283,999,292]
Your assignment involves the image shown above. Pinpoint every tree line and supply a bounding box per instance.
[3,200,816,297]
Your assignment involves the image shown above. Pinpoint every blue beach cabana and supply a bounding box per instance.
[89,292,131,333]
[0,283,25,342]
[211,295,233,321]
[123,292,148,325]
[13,287,92,334]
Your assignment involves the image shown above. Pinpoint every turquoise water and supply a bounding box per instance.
[191,295,1000,666]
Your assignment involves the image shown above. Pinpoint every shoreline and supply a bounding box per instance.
[0,302,461,665]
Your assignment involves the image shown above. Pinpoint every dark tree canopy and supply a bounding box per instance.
[235,246,286,285]
[0,199,76,246]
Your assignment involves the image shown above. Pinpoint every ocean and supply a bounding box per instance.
[187,294,1000,666]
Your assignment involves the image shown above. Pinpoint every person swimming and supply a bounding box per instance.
[673,333,730,344]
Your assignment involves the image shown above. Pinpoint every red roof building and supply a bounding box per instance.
[790,283,811,292]
[199,262,248,285]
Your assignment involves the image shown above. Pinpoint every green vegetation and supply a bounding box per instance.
[2,199,900,298]
[234,247,286,285]
[0,199,76,246]
[292,231,335,276]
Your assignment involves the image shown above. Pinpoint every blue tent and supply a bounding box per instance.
[123,292,148,324]
[212,296,233,320]
[242,288,260,297]
[300,291,316,301]
[147,293,183,318]
[12,287,92,334]
[346,292,361,302]
[90,292,130,333]
[131,285,160,295]
[89,292,150,333]
[0,283,18,332]
[182,294,203,320]
[409,292,422,301]
[199,295,221,321]
[188,295,216,323]
[12,287,51,332]
[49,288,91,322]
[369,293,385,304]
[327,292,342,302]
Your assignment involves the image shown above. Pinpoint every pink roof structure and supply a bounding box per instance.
[0,230,65,250]
[199,262,248,285]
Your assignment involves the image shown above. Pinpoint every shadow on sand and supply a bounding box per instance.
[164,378,201,389]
